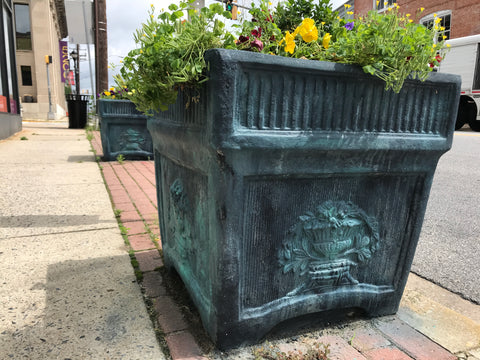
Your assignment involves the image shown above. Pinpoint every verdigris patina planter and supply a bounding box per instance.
[98,99,153,161]
[148,49,461,349]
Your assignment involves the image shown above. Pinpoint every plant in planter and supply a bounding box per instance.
[120,0,459,350]
[97,84,153,161]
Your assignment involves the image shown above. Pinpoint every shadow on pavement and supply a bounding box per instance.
[0,256,162,359]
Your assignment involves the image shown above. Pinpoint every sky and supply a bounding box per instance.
[75,0,347,94]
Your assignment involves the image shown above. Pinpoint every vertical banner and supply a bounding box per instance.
[59,40,69,83]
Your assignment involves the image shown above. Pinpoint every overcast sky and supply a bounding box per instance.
[77,0,347,94]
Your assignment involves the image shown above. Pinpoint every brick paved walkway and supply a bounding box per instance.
[91,131,207,359]
[90,130,461,360]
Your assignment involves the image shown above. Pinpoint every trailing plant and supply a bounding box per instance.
[120,1,236,112]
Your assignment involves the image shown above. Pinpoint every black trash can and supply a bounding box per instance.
[66,94,89,129]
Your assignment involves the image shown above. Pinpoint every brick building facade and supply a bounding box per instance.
[354,0,480,39]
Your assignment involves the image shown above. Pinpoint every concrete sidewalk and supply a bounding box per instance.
[1,121,479,359]
[0,121,165,359]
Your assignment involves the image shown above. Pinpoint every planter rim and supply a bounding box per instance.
[204,48,461,86]
[97,98,136,103]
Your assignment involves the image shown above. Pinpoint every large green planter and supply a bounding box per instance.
[98,99,153,161]
[148,49,461,349]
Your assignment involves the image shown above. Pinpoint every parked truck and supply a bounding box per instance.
[437,34,480,131]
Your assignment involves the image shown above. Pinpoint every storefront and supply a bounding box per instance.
[0,0,21,139]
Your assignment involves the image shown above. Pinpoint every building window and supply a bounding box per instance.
[376,0,394,11]
[14,3,31,50]
[20,65,31,85]
[421,11,452,41]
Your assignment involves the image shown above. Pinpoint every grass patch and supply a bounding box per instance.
[116,154,125,164]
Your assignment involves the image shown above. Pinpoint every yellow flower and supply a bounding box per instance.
[150,4,153,7]
[408,19,413,23]
[406,13,410,17]
[150,15,154,18]
[435,17,441,24]
[268,1,272,5]
[132,89,136,93]
[297,18,318,42]
[321,21,325,25]
[443,35,447,39]
[347,11,353,15]
[384,1,388,5]
[434,26,438,30]
[104,91,111,96]
[344,4,351,8]
[433,13,437,17]
[110,87,114,91]
[323,33,331,49]
[440,26,445,31]
[112,95,116,99]
[420,7,424,12]
[376,0,379,5]
[140,49,143,54]
[387,7,392,11]
[432,44,437,48]
[127,91,133,96]
[446,44,451,48]
[283,31,296,54]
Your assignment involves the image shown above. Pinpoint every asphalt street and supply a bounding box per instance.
[412,127,480,304]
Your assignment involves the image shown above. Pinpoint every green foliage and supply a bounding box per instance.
[116,154,125,164]
[119,224,129,235]
[253,341,330,360]
[326,7,447,92]
[120,0,236,113]
[271,4,449,92]
[121,0,450,111]
[20,136,28,141]
[275,0,337,33]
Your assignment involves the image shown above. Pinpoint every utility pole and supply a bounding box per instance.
[45,55,55,119]
[94,0,108,95]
